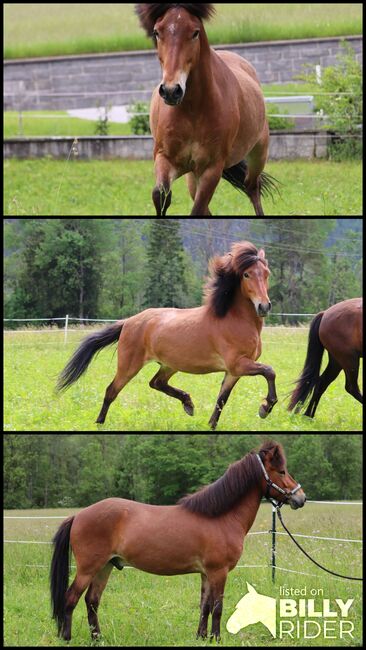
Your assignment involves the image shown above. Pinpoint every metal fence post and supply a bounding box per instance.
[64,314,69,345]
[272,504,276,583]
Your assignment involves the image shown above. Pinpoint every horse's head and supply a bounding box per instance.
[258,442,306,510]
[136,4,215,106]
[156,7,203,105]
[231,242,271,318]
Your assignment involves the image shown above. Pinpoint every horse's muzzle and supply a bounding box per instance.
[289,493,306,510]
[159,83,184,106]
[257,301,271,317]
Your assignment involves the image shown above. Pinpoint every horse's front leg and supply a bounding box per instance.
[229,356,278,419]
[152,154,174,215]
[190,165,223,216]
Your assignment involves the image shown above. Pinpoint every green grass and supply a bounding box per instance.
[4,503,362,645]
[3,159,362,216]
[4,327,362,431]
[4,4,362,59]
[4,112,132,138]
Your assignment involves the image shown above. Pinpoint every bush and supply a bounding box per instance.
[298,42,362,160]
[128,102,151,135]
[266,104,295,131]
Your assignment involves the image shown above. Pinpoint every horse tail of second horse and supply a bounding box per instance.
[50,516,74,636]
[288,312,324,412]
[57,321,124,391]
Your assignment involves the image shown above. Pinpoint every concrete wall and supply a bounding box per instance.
[3,132,330,161]
[4,36,362,111]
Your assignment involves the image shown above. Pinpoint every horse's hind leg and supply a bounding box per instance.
[96,352,145,424]
[246,124,269,216]
[63,573,92,641]
[305,354,341,417]
[149,365,195,415]
[85,563,114,639]
[344,355,363,404]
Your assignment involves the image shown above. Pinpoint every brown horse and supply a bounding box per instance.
[57,241,278,429]
[50,440,306,641]
[135,4,276,216]
[288,298,363,417]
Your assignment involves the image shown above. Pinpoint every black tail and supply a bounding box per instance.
[222,160,280,201]
[57,321,124,391]
[50,516,74,636]
[288,312,325,412]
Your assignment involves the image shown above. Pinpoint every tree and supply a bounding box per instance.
[143,220,188,308]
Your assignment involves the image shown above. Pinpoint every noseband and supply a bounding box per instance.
[256,453,302,508]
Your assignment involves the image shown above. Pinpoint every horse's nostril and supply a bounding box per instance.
[173,84,183,100]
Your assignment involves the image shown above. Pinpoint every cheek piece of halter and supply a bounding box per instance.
[256,453,302,509]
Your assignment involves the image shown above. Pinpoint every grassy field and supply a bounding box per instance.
[4,327,362,431]
[3,159,362,216]
[4,112,132,138]
[4,503,362,646]
[4,3,362,58]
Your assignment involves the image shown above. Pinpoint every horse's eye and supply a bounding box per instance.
[243,272,250,279]
[193,30,200,39]
[279,471,285,475]
[153,30,159,39]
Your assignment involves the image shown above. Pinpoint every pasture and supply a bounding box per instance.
[4,327,362,431]
[4,502,362,646]
[3,159,362,216]
[4,3,362,59]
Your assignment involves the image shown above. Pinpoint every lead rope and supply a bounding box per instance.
[276,507,362,581]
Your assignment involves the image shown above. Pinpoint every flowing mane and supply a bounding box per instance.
[135,3,216,39]
[204,241,268,318]
[179,441,283,517]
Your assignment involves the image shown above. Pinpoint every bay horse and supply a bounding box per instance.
[288,298,363,417]
[135,3,276,216]
[50,440,306,641]
[57,241,278,430]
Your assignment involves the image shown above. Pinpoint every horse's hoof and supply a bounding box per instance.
[259,402,269,419]
[184,402,194,416]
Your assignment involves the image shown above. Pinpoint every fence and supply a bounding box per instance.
[4,313,317,343]
[4,501,362,580]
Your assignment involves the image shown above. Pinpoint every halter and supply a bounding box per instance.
[256,453,302,508]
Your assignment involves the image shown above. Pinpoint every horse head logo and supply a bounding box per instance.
[226,582,276,638]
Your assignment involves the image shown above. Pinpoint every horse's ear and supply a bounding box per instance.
[258,249,266,261]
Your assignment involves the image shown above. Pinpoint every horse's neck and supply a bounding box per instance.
[231,291,264,332]
[230,486,263,535]
[185,30,216,104]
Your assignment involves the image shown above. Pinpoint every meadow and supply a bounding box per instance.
[4,3,362,58]
[4,502,362,646]
[4,327,362,431]
[3,159,362,216]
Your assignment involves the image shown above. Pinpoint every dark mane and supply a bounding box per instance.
[178,441,283,517]
[135,4,216,38]
[204,241,267,318]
